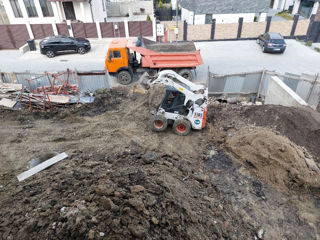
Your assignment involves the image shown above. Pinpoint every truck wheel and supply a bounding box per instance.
[151,115,168,132]
[173,119,191,136]
[117,70,132,85]
[178,69,193,81]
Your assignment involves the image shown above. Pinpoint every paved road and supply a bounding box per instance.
[194,40,320,82]
[1,39,320,83]
[0,42,109,73]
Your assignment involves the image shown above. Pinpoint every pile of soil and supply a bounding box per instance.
[0,149,256,240]
[244,105,320,162]
[1,90,320,240]
[207,104,320,163]
[225,127,320,193]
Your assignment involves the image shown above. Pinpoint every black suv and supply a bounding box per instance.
[257,32,287,53]
[40,35,91,58]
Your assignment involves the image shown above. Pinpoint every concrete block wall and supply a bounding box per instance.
[269,20,294,37]
[160,17,311,41]
[215,23,238,39]
[241,22,267,38]
[187,24,211,41]
[265,76,308,108]
[295,19,310,35]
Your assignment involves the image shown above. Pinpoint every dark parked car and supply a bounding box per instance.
[257,32,287,53]
[40,35,91,58]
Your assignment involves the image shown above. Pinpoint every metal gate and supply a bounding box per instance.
[71,23,98,38]
[31,24,54,39]
[56,23,69,36]
[128,21,153,37]
[0,24,29,49]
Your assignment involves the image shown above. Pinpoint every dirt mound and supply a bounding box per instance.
[243,105,320,162]
[0,149,256,240]
[225,127,320,193]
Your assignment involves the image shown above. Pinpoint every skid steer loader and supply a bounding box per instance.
[143,70,208,136]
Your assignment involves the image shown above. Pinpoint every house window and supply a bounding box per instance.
[23,0,38,17]
[9,0,23,18]
[39,0,53,17]
[205,14,212,24]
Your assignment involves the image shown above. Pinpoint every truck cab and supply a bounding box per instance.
[105,40,130,74]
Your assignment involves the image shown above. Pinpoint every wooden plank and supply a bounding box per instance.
[0,83,22,92]
[0,98,17,108]
[17,152,68,182]
[47,95,70,104]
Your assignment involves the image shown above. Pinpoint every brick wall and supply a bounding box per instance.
[187,24,211,41]
[295,19,310,35]
[241,22,267,38]
[269,21,294,36]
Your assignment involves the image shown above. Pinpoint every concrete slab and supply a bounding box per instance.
[265,76,309,107]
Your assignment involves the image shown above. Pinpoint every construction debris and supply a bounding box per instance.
[17,152,68,182]
[0,98,17,108]
[0,70,83,111]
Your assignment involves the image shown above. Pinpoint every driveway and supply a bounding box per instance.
[0,40,110,73]
[194,39,320,82]
[1,39,320,83]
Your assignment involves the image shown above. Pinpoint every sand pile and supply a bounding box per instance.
[225,127,320,192]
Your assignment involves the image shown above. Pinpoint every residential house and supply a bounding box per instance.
[2,0,93,24]
[2,0,153,24]
[0,0,10,23]
[272,0,319,18]
[105,0,154,22]
[180,0,270,24]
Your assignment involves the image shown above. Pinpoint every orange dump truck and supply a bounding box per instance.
[105,37,203,84]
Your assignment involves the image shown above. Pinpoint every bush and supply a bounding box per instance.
[254,16,258,22]
[315,47,320,52]
[125,13,129,17]
[146,15,151,21]
[305,40,313,46]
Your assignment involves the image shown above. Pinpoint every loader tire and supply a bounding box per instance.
[173,119,191,136]
[151,115,168,132]
[178,69,193,81]
[117,70,132,85]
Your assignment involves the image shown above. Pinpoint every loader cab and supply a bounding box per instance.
[161,87,189,116]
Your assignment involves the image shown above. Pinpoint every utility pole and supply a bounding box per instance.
[175,0,178,42]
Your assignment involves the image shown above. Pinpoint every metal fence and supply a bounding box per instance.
[0,70,110,93]
[208,69,320,110]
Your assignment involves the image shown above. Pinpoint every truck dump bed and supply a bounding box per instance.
[143,39,197,53]
[128,38,203,69]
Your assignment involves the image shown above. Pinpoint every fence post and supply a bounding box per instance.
[257,69,265,99]
[207,65,210,87]
[306,73,319,103]
[237,17,243,39]
[210,19,216,40]
[290,14,300,37]
[96,21,102,39]
[25,22,34,39]
[307,14,316,40]
[152,18,157,41]
[66,20,73,37]
[265,16,272,33]
[124,20,129,38]
[51,22,58,36]
[183,20,187,41]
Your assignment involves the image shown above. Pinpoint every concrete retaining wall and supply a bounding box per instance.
[265,76,308,107]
